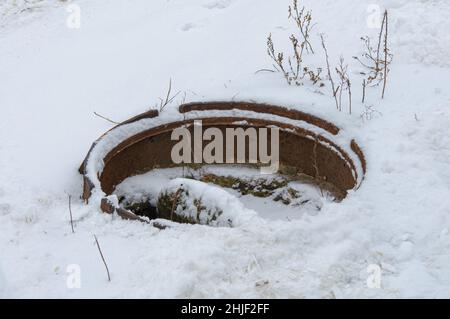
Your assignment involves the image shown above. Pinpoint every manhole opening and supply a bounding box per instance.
[80,102,366,227]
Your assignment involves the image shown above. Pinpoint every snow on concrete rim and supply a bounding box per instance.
[84,101,365,205]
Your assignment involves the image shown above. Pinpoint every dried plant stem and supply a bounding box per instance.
[93,112,119,125]
[335,56,351,113]
[362,79,366,103]
[320,34,339,110]
[170,188,183,221]
[382,10,388,99]
[158,78,181,112]
[376,12,386,75]
[354,10,391,98]
[312,136,324,196]
[312,136,320,178]
[289,0,315,54]
[94,235,111,282]
[348,79,352,115]
[68,194,74,234]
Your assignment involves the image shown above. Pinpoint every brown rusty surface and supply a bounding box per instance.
[119,109,159,126]
[179,102,340,135]
[82,175,94,203]
[100,196,148,222]
[351,139,366,174]
[100,197,115,214]
[116,208,148,222]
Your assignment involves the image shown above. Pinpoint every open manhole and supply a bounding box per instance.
[79,102,366,227]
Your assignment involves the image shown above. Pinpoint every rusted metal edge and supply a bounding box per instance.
[179,101,340,135]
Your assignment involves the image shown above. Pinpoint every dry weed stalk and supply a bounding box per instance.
[156,78,181,112]
[93,112,119,125]
[170,187,183,221]
[288,0,315,54]
[94,235,111,282]
[320,34,339,110]
[266,0,323,87]
[353,10,392,98]
[335,56,352,114]
[68,194,74,234]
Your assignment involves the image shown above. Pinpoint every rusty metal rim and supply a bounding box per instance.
[179,102,340,135]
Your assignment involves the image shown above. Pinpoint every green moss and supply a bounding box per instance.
[200,173,288,198]
[156,188,226,226]
[200,174,240,188]
[156,189,192,224]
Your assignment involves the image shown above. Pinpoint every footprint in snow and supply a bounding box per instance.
[180,22,197,32]
[202,0,233,10]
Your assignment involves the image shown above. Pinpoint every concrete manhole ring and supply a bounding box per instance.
[79,102,366,226]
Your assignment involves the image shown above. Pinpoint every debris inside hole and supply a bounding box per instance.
[115,165,333,223]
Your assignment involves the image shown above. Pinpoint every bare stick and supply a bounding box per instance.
[382,10,389,99]
[375,12,386,78]
[312,136,320,178]
[170,187,183,221]
[312,136,323,196]
[158,78,181,112]
[320,34,339,110]
[289,0,315,54]
[335,56,351,113]
[348,79,352,115]
[68,194,74,234]
[362,79,366,103]
[255,68,276,74]
[94,235,111,282]
[267,34,291,84]
[93,112,119,125]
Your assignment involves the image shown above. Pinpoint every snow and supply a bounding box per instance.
[115,166,327,221]
[0,0,450,298]
[160,177,259,227]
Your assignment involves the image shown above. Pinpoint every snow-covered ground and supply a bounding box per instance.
[0,0,450,298]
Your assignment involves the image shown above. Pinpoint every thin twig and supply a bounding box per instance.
[320,34,339,110]
[68,194,74,234]
[158,78,181,112]
[348,78,352,115]
[312,136,323,196]
[170,187,183,221]
[375,12,386,77]
[382,10,389,99]
[94,235,111,282]
[312,136,320,178]
[289,0,315,54]
[362,79,366,103]
[93,112,119,125]
[335,56,352,113]
[255,68,276,74]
